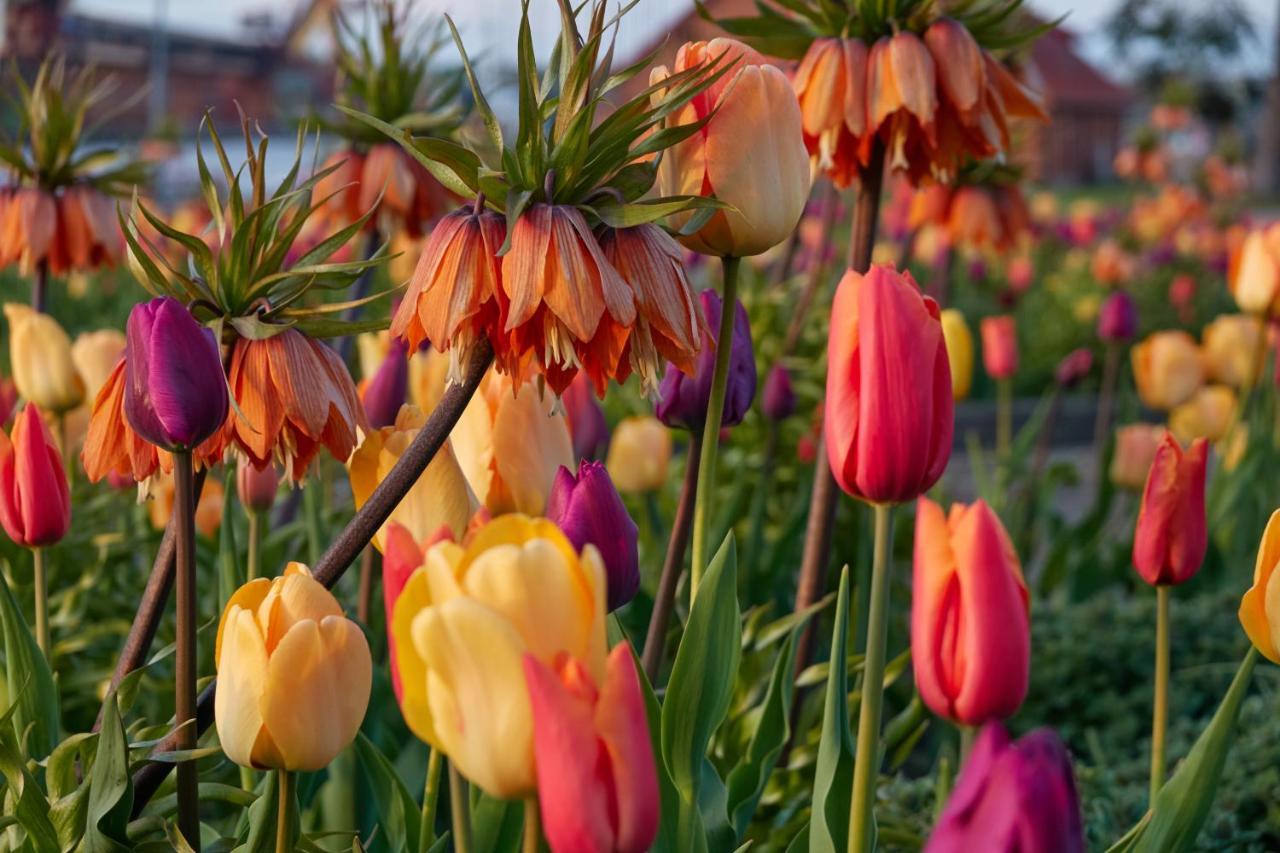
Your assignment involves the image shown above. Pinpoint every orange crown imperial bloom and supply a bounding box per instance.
[794,37,869,189]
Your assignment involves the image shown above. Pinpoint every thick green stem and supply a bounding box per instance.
[173,451,200,850]
[849,503,893,853]
[690,255,741,601]
[420,748,443,853]
[32,548,48,660]
[1150,584,1170,806]
[246,509,263,582]
[523,797,540,853]
[449,763,472,853]
[959,724,977,767]
[276,770,293,853]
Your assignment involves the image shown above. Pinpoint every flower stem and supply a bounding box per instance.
[523,797,540,853]
[246,509,263,582]
[449,763,472,853]
[958,724,977,767]
[32,548,48,659]
[1150,584,1170,807]
[1093,340,1120,474]
[849,503,893,853]
[420,748,443,853]
[31,259,47,313]
[689,255,741,602]
[357,547,377,625]
[996,377,1013,459]
[276,769,293,853]
[642,434,701,683]
[173,450,200,850]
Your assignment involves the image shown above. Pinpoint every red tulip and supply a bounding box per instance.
[524,644,659,853]
[825,264,953,504]
[980,315,1018,380]
[0,404,70,548]
[1133,432,1209,586]
[912,498,1029,725]
[381,522,455,710]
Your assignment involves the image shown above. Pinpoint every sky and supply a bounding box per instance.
[72,0,1279,77]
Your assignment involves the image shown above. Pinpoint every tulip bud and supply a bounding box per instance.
[1231,225,1280,316]
[0,404,69,547]
[547,462,640,611]
[826,265,953,505]
[606,417,672,495]
[215,564,372,770]
[927,723,1083,853]
[912,498,1028,725]
[237,456,280,514]
[980,315,1018,380]
[656,290,756,433]
[1054,348,1093,388]
[361,336,409,429]
[1097,290,1138,342]
[71,330,126,401]
[1133,432,1208,586]
[124,297,229,451]
[4,304,85,414]
[761,363,796,421]
[562,372,610,461]
[525,645,659,853]
[940,309,974,401]
[1239,509,1280,662]
[1131,331,1204,411]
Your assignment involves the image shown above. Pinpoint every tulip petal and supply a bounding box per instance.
[214,607,269,769]
[491,386,574,515]
[390,568,440,744]
[596,646,660,853]
[258,570,344,654]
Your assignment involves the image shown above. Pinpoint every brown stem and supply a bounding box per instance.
[31,259,48,313]
[130,340,494,815]
[173,451,200,850]
[641,434,701,683]
[782,182,841,358]
[357,547,377,626]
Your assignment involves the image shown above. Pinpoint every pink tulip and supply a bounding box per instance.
[0,404,70,547]
[1133,432,1208,586]
[980,314,1018,379]
[236,457,280,513]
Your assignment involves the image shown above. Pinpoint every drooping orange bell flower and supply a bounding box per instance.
[793,37,868,189]
[0,188,55,275]
[907,181,1031,253]
[314,145,447,238]
[227,330,366,480]
[0,185,122,276]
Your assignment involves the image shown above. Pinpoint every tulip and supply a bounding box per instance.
[215,563,372,770]
[4,303,85,414]
[546,462,640,611]
[927,723,1083,853]
[361,336,409,429]
[1230,224,1280,316]
[912,498,1028,725]
[237,457,280,514]
[1238,508,1280,663]
[940,309,974,401]
[1133,432,1208,587]
[1169,385,1237,445]
[826,265,952,505]
[349,405,478,552]
[525,644,659,853]
[1109,423,1164,491]
[606,416,672,495]
[1054,349,1093,388]
[980,315,1018,380]
[71,330,127,401]
[1201,314,1265,388]
[562,372,609,461]
[761,363,796,421]
[1131,331,1204,411]
[655,290,756,433]
[654,38,810,257]
[0,404,69,548]
[389,515,608,797]
[1097,290,1137,342]
[449,372,573,515]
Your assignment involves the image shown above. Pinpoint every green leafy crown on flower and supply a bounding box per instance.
[701,0,1057,58]
[340,0,731,248]
[322,0,469,147]
[0,56,149,193]
[120,112,387,342]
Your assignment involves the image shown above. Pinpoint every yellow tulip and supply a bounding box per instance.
[1239,509,1280,662]
[356,331,390,382]
[1230,225,1280,316]
[390,514,607,797]
[215,563,371,770]
[4,304,85,414]
[606,416,672,494]
[939,308,974,401]
[70,329,126,401]
[1131,330,1204,411]
[408,348,450,414]
[449,371,573,515]
[1201,314,1265,387]
[1168,384,1237,444]
[348,405,478,552]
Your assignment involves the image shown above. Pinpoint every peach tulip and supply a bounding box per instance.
[1230,224,1280,316]
[1239,509,1280,663]
[1109,423,1165,491]
[1131,331,1204,411]
[1201,314,1265,388]
[606,416,672,495]
[5,303,85,414]
[1133,433,1208,587]
[1168,385,1237,445]
[980,315,1018,380]
[70,330,126,401]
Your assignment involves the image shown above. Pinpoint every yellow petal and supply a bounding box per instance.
[257,571,344,653]
[213,607,269,769]
[450,392,498,506]
[391,569,440,744]
[216,578,272,666]
[491,386,573,515]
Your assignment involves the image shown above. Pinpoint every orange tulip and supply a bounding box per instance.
[912,497,1028,725]
[1201,314,1264,387]
[1132,432,1208,587]
[980,315,1018,380]
[1230,224,1280,316]
[793,37,868,188]
[654,38,810,257]
[0,404,70,548]
[1239,509,1280,663]
[1131,331,1204,411]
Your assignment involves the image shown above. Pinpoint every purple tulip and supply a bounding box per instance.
[655,290,756,433]
[1054,348,1093,388]
[927,723,1083,853]
[124,297,229,451]
[363,337,408,429]
[546,461,639,611]
[762,363,796,421]
[563,374,609,461]
[1097,290,1138,342]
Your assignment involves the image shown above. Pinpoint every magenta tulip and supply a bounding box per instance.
[546,461,640,610]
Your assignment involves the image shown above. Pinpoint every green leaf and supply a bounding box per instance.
[0,565,59,758]
[808,566,854,853]
[661,534,741,853]
[470,791,524,853]
[1108,648,1258,853]
[82,690,133,852]
[354,733,421,853]
[726,628,800,838]
[0,722,59,851]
